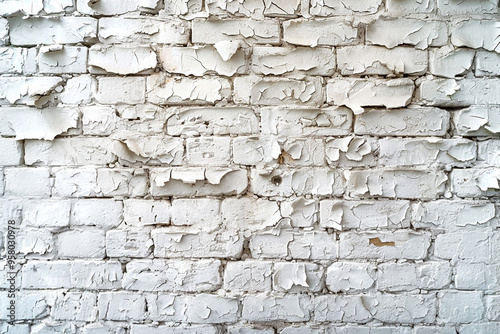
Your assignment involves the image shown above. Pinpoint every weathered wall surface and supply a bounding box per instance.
[1,0,500,333]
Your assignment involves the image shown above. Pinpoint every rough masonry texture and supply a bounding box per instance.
[0,0,500,333]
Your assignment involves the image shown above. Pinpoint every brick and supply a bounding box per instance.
[455,263,500,292]
[476,51,500,76]
[186,137,231,166]
[250,230,338,260]
[486,295,500,320]
[21,261,71,289]
[325,136,377,167]
[9,17,97,45]
[273,262,324,292]
[330,326,412,334]
[0,18,7,45]
[386,0,435,15]
[98,18,189,44]
[310,0,382,15]
[146,294,186,322]
[130,325,220,334]
[251,168,344,197]
[0,324,29,334]
[221,198,281,232]
[97,168,149,197]
[124,199,170,227]
[371,294,437,324]
[52,292,97,321]
[2,0,73,15]
[377,262,451,292]
[0,138,22,166]
[229,328,274,334]
[23,200,71,228]
[112,135,184,165]
[89,45,157,75]
[82,106,117,136]
[261,107,352,136]
[438,291,484,323]
[38,46,88,74]
[451,168,500,197]
[192,19,280,44]
[206,0,301,18]
[281,197,318,228]
[224,260,272,292]
[339,231,431,260]
[71,260,123,290]
[326,262,376,292]
[460,323,500,334]
[327,78,414,114]
[251,47,335,76]
[77,0,160,15]
[478,140,500,166]
[25,138,114,166]
[438,0,498,15]
[122,259,221,292]
[96,77,145,105]
[451,20,500,52]
[337,46,427,75]
[345,169,447,199]
[429,46,475,78]
[98,292,146,321]
[186,294,239,323]
[2,291,57,320]
[0,47,25,73]
[160,46,247,76]
[57,229,105,258]
[320,200,411,230]
[242,294,310,322]
[452,106,500,136]
[31,323,76,333]
[414,327,456,334]
[379,138,476,167]
[366,19,447,49]
[421,78,500,107]
[234,76,323,106]
[72,199,123,228]
[434,230,500,263]
[114,104,168,135]
[57,75,96,105]
[4,167,51,197]
[166,107,259,136]
[283,19,358,46]
[147,74,231,105]
[16,229,54,258]
[313,295,372,323]
[150,167,248,197]
[0,77,64,107]
[106,229,152,258]
[354,107,449,137]
[53,167,97,197]
[171,198,219,231]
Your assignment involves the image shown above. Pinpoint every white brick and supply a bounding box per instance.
[325,136,377,167]
[377,262,451,292]
[71,260,123,290]
[186,294,239,323]
[354,107,449,136]
[0,47,25,73]
[0,138,22,166]
[124,199,170,227]
[337,46,427,75]
[438,0,498,15]
[0,18,7,45]
[273,262,324,292]
[451,20,500,52]
[38,46,88,74]
[4,0,73,15]
[171,198,219,231]
[8,17,97,45]
[77,0,160,15]
[31,322,76,334]
[429,46,474,78]
[98,18,189,44]
[72,199,123,228]
[166,107,259,136]
[224,260,272,292]
[452,106,500,136]
[130,325,220,334]
[114,104,168,135]
[478,140,500,166]
[261,107,352,136]
[281,197,318,228]
[451,168,500,197]
[251,168,344,197]
[16,229,54,258]
[476,51,500,76]
[82,323,126,334]
[250,230,338,260]
[4,167,51,197]
[320,200,411,230]
[434,230,500,263]
[96,77,145,105]
[25,138,114,166]
[2,291,57,320]
[24,200,71,228]
[97,168,149,197]
[229,328,274,334]
[371,294,436,324]
[326,262,376,292]
[187,137,231,166]
[386,0,435,15]
[52,292,97,321]
[412,200,498,230]
[331,326,412,334]
[53,167,97,197]
[221,198,281,232]
[147,74,231,105]
[153,229,243,258]
[251,47,335,76]
[160,46,247,76]
[414,327,456,334]
[82,106,117,136]
[21,261,71,289]
[122,259,221,292]
[192,19,280,44]
[151,167,248,197]
[339,231,431,260]
[0,324,29,334]
[112,135,184,165]
[460,323,500,334]
[106,229,152,258]
[57,229,105,258]
[327,78,414,114]
[367,19,447,49]
[283,19,358,46]
[486,295,500,320]
[242,294,310,322]
[455,263,500,292]
[98,292,146,321]
[235,76,323,106]
[313,295,372,323]
[438,291,484,323]
[89,45,156,75]
[146,294,186,322]
[310,0,382,15]
[379,138,476,167]
[57,75,96,105]
[206,0,301,18]
[0,77,64,107]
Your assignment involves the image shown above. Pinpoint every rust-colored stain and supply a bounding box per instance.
[369,237,396,247]
[278,150,293,164]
